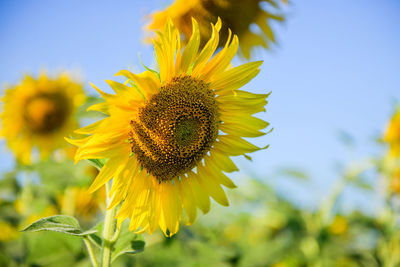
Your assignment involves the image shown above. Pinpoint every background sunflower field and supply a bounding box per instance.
[1,0,400,266]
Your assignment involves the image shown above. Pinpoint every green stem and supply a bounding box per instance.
[319,160,373,224]
[101,182,117,267]
[84,237,99,267]
[110,224,121,243]
[319,177,346,224]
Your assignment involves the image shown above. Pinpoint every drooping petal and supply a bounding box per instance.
[215,135,265,156]
[197,164,229,206]
[177,177,197,225]
[160,181,182,236]
[187,171,210,214]
[207,149,239,173]
[88,155,128,193]
[204,155,237,188]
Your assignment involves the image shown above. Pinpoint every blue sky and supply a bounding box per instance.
[1,0,399,209]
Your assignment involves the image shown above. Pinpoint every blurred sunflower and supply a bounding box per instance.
[147,0,287,59]
[0,221,19,242]
[0,73,85,164]
[383,108,400,158]
[68,18,269,236]
[388,167,400,195]
[59,186,105,221]
[328,215,348,236]
[24,205,59,227]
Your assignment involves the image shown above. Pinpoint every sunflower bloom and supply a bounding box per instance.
[68,18,270,236]
[0,221,19,242]
[147,0,286,59]
[59,186,105,221]
[0,74,85,164]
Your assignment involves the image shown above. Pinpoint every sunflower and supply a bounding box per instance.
[146,0,286,59]
[59,186,105,221]
[384,108,400,158]
[328,215,348,236]
[0,73,85,164]
[389,167,400,195]
[68,18,270,236]
[0,221,19,242]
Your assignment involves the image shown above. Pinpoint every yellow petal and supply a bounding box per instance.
[105,80,144,101]
[65,136,92,147]
[129,185,151,232]
[215,135,264,156]
[187,171,210,214]
[118,171,148,230]
[177,178,197,225]
[220,122,266,137]
[199,33,239,82]
[204,155,237,188]
[160,182,181,236]
[240,31,268,59]
[197,165,229,206]
[115,70,159,100]
[179,18,200,74]
[87,102,110,115]
[208,149,238,173]
[148,179,162,234]
[210,61,262,94]
[192,18,221,76]
[109,157,140,208]
[88,155,128,193]
[75,144,128,162]
[74,120,105,135]
[221,114,269,131]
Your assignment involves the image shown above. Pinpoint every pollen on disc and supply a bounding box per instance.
[129,75,219,181]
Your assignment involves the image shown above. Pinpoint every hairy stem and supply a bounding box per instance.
[101,182,116,267]
[84,237,99,267]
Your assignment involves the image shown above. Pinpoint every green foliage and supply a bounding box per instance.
[111,222,145,262]
[112,238,145,262]
[87,222,104,249]
[88,159,106,170]
[276,167,309,181]
[22,215,97,236]
[25,231,87,267]
[0,103,399,267]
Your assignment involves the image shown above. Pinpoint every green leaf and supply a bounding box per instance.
[88,233,103,249]
[138,54,161,81]
[111,221,145,262]
[22,215,97,236]
[350,179,373,190]
[26,231,83,266]
[88,222,104,249]
[87,159,106,170]
[277,167,309,181]
[112,240,145,262]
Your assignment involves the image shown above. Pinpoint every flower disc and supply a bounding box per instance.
[130,76,219,181]
[23,93,70,134]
